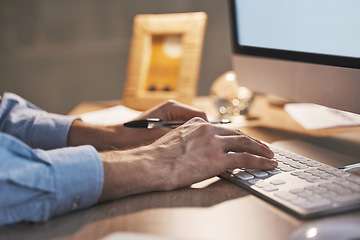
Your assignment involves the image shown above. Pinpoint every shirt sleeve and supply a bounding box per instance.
[0,132,104,226]
[0,92,78,150]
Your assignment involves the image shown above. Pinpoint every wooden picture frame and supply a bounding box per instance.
[122,12,207,110]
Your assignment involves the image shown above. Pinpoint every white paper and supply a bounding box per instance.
[284,103,360,130]
[80,105,142,126]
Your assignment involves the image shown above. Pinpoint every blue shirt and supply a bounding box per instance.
[0,92,103,226]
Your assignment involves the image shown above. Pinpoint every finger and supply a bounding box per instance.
[225,152,278,170]
[218,135,274,159]
[181,119,273,158]
[233,130,272,153]
[165,100,208,121]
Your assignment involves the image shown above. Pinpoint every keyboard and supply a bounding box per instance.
[220,144,360,219]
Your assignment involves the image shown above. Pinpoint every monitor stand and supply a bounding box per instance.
[272,131,360,175]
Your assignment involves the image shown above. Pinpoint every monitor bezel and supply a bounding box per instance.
[229,0,360,70]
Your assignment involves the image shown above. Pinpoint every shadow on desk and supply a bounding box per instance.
[0,178,248,240]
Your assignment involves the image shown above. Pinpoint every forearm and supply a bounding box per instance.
[67,119,119,150]
[68,119,168,151]
[98,147,168,202]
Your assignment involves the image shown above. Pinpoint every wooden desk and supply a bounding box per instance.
[1,96,360,240]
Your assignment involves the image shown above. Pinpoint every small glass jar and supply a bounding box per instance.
[210,71,254,118]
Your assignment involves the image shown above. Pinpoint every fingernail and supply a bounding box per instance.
[266,150,274,159]
[269,160,278,168]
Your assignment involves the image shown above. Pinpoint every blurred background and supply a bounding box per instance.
[0,0,231,114]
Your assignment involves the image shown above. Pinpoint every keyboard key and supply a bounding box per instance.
[305,176,323,183]
[333,194,360,204]
[234,171,254,180]
[273,152,282,159]
[306,161,322,167]
[279,166,295,172]
[304,185,320,191]
[289,188,303,194]
[333,171,350,178]
[333,179,350,186]
[311,171,325,177]
[319,174,336,180]
[297,157,312,164]
[266,169,282,175]
[271,179,286,185]
[297,172,312,179]
[248,178,262,185]
[298,199,332,211]
[291,163,309,169]
[318,166,334,171]
[275,192,297,201]
[282,159,297,165]
[255,181,270,188]
[296,191,315,199]
[263,185,279,192]
[275,155,289,162]
[304,168,319,173]
[246,169,268,177]
[325,168,343,174]
[277,162,287,168]
[319,182,342,192]
[290,171,302,176]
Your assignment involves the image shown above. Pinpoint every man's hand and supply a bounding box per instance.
[109,100,208,149]
[99,118,276,202]
[68,100,207,150]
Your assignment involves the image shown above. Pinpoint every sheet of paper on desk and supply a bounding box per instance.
[284,103,360,130]
[80,105,142,126]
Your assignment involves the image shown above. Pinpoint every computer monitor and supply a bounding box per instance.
[229,0,360,114]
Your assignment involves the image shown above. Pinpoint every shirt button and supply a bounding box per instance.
[70,195,81,210]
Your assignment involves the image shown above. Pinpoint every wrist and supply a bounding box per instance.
[68,119,117,150]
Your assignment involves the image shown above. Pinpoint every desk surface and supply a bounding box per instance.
[1,95,360,240]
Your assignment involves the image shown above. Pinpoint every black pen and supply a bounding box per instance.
[123,118,230,129]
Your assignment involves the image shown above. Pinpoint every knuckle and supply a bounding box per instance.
[165,99,178,105]
[186,117,208,126]
[158,99,179,110]
[161,99,177,109]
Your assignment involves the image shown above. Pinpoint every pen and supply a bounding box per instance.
[123,118,231,129]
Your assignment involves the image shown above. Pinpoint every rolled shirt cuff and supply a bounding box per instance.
[31,113,78,150]
[44,145,104,217]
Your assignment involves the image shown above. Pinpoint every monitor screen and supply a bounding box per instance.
[229,0,360,113]
[231,0,360,69]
